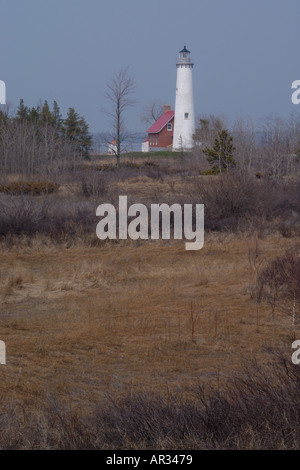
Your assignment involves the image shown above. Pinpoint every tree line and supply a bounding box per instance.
[0,99,92,177]
[1,66,300,181]
[193,114,300,179]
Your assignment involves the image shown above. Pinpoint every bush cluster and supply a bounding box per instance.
[256,249,300,320]
[193,173,300,232]
[0,197,96,239]
[0,354,299,449]
[0,181,60,195]
[93,161,160,172]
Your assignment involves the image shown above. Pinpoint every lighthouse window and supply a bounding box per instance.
[184,113,189,119]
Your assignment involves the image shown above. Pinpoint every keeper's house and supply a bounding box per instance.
[142,105,174,152]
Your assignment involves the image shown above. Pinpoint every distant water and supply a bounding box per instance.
[92,132,146,154]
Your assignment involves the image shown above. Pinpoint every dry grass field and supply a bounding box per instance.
[0,156,299,448]
[1,229,299,407]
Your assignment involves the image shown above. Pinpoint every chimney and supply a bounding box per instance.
[163,104,171,113]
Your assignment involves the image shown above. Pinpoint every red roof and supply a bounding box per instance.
[146,110,174,134]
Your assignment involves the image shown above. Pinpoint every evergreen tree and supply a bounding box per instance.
[16,99,29,122]
[0,109,8,142]
[77,116,93,157]
[52,100,63,129]
[40,100,53,126]
[63,108,81,140]
[28,106,41,124]
[203,129,236,174]
[11,99,92,161]
[0,109,8,127]
[63,107,92,157]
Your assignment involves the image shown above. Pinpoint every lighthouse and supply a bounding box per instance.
[173,46,195,151]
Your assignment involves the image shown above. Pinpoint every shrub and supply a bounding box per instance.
[0,197,49,236]
[257,249,300,301]
[256,249,300,321]
[193,173,271,230]
[95,163,115,172]
[123,162,140,169]
[199,169,218,175]
[0,197,97,240]
[0,181,60,195]
[142,161,159,168]
[77,171,109,198]
[0,353,299,449]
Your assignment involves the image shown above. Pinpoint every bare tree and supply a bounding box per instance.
[140,99,163,127]
[260,115,289,181]
[102,68,136,167]
[232,117,256,175]
[286,112,300,176]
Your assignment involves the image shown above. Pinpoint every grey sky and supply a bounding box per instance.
[1,0,299,134]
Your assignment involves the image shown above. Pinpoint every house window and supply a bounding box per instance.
[167,123,172,131]
[184,113,189,119]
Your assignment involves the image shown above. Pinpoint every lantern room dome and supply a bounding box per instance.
[180,46,190,54]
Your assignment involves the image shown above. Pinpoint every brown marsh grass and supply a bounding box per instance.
[0,162,299,448]
[0,232,299,411]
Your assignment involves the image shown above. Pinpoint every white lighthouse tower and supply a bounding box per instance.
[173,46,196,151]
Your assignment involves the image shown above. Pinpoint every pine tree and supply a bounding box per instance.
[63,108,92,157]
[28,106,41,124]
[0,109,8,142]
[40,100,54,126]
[12,99,92,161]
[16,99,29,122]
[0,109,8,127]
[77,117,93,157]
[52,101,63,129]
[203,129,236,174]
[63,108,81,141]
